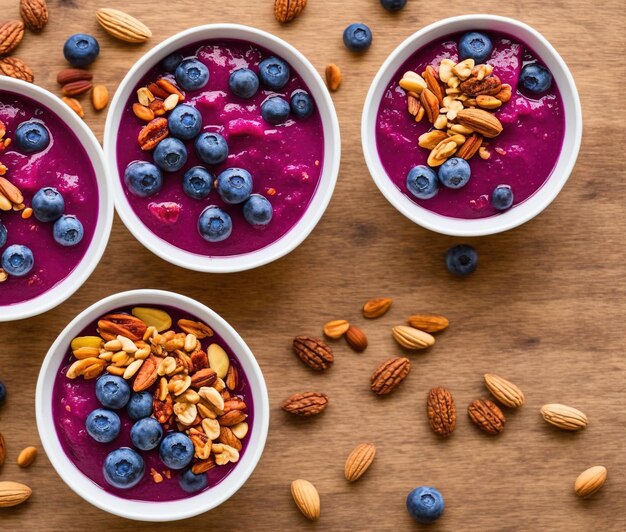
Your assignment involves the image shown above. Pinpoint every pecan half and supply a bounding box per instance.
[225,365,239,390]
[282,391,328,416]
[98,313,147,341]
[460,75,502,97]
[218,410,247,427]
[178,318,214,339]
[427,387,456,437]
[190,350,209,373]
[190,368,217,389]
[153,389,173,424]
[192,457,216,474]
[137,117,168,151]
[370,357,410,395]
[293,336,333,370]
[133,354,161,392]
[468,398,506,435]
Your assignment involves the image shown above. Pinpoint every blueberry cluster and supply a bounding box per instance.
[86,374,202,492]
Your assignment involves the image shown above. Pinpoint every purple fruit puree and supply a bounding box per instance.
[0,91,98,305]
[376,33,565,219]
[51,305,254,502]
[116,39,324,256]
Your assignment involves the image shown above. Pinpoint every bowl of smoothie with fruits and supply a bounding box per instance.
[362,15,582,236]
[0,78,113,321]
[36,289,269,521]
[104,24,340,272]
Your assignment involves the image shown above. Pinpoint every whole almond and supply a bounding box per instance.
[407,314,449,333]
[290,478,320,521]
[456,133,483,160]
[293,336,334,370]
[484,374,524,408]
[57,68,92,85]
[422,65,444,104]
[0,433,5,465]
[91,84,109,111]
[325,63,342,91]
[540,404,587,431]
[370,357,410,395]
[456,108,503,138]
[96,8,152,43]
[323,319,349,339]
[0,21,25,56]
[468,398,505,435]
[0,56,33,82]
[575,466,607,498]
[345,325,367,352]
[62,97,84,118]
[427,387,456,437]
[363,297,392,319]
[17,446,37,468]
[392,325,435,350]
[275,0,308,23]
[20,0,48,33]
[282,391,328,416]
[419,88,439,124]
[344,443,376,482]
[0,481,32,507]
[62,79,92,96]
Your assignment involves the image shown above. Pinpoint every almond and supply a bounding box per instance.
[62,80,92,96]
[468,398,505,435]
[291,479,320,521]
[218,426,242,451]
[370,357,410,395]
[132,103,155,122]
[575,466,607,498]
[344,443,376,482]
[362,297,392,319]
[325,63,341,91]
[418,130,449,150]
[62,97,84,117]
[484,374,525,408]
[57,68,92,85]
[407,314,449,333]
[427,138,457,167]
[0,21,25,56]
[91,84,109,111]
[96,8,152,43]
[323,319,350,339]
[456,108,503,138]
[345,325,367,352]
[455,133,483,160]
[16,446,36,468]
[427,387,456,437]
[399,71,427,93]
[274,0,308,23]
[422,65,444,105]
[476,94,502,110]
[0,481,32,507]
[217,410,247,427]
[19,0,48,32]
[419,88,439,124]
[132,354,160,392]
[282,391,328,416]
[0,176,24,204]
[391,325,435,350]
[540,404,587,431]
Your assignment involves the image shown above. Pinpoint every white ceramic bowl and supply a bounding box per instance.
[36,289,269,521]
[0,78,113,321]
[104,24,340,272]
[362,14,582,236]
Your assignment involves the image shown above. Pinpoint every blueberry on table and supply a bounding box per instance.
[175,58,209,91]
[258,56,290,89]
[243,194,273,226]
[380,0,407,11]
[406,486,444,523]
[124,161,163,198]
[63,34,100,68]
[53,215,84,247]
[0,380,6,404]
[195,132,229,166]
[438,157,471,189]
[130,417,163,451]
[160,53,183,73]
[520,63,553,94]
[445,244,478,276]
[126,391,153,421]
[103,448,145,489]
[406,165,439,199]
[491,184,514,210]
[261,96,290,126]
[0,221,7,248]
[216,168,253,204]
[1,244,34,277]
[182,166,214,200]
[153,137,188,172]
[198,206,232,243]
[290,90,314,119]
[159,432,194,470]
[32,187,65,222]
[343,23,373,52]
[168,104,202,140]
[86,408,121,443]
[179,468,208,493]
[15,120,50,153]
[229,68,260,99]
[95,374,131,410]
[458,32,493,63]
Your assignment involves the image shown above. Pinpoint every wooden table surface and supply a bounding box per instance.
[1,0,624,530]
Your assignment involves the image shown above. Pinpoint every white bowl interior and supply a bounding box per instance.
[35,289,269,522]
[0,78,113,321]
[362,14,582,236]
[104,24,340,272]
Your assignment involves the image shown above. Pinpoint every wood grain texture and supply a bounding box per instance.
[0,0,625,530]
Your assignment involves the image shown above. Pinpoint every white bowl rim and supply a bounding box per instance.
[361,14,583,237]
[0,78,114,321]
[35,289,270,522]
[104,23,340,272]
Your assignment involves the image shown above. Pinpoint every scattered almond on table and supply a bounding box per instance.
[0,481,32,508]
[95,8,152,43]
[574,466,607,498]
[291,478,320,520]
[325,63,342,91]
[16,446,37,468]
[344,443,376,482]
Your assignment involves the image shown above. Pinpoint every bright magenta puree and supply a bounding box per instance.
[376,33,565,218]
[116,40,324,256]
[0,92,98,305]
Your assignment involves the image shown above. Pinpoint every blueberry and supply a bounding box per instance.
[179,468,208,493]
[216,168,253,204]
[0,221,7,248]
[458,32,493,63]
[124,161,163,198]
[1,244,34,277]
[343,23,373,52]
[103,448,145,489]
[445,244,478,276]
[261,96,290,126]
[160,53,184,73]
[181,166,212,200]
[406,486,445,524]
[380,0,407,11]
[195,132,228,166]
[130,417,163,451]
[126,391,153,421]
[406,165,439,199]
[0,380,6,404]
[175,58,209,91]
[438,157,471,189]
[520,63,552,94]
[491,185,514,210]
[53,215,84,247]
[15,120,50,154]
[168,104,202,140]
[258,56,290,90]
[63,33,100,68]
[32,187,65,222]
[290,90,314,119]
[159,432,194,470]
[198,206,232,243]
[153,137,187,173]
[85,408,121,443]
[243,194,273,227]
[95,374,131,410]
[229,68,260,99]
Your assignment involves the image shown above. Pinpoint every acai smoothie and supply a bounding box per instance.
[52,305,253,501]
[116,39,324,257]
[0,91,97,305]
[376,31,565,219]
